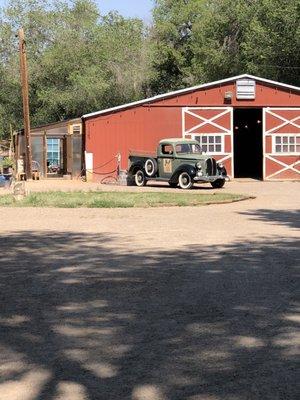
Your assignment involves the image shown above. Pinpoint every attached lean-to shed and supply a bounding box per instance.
[83,74,300,181]
[14,118,83,179]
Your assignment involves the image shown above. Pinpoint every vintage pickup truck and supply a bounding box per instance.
[128,138,228,189]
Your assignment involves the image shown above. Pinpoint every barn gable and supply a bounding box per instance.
[83,74,300,119]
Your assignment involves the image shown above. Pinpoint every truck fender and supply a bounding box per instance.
[128,161,145,176]
[171,164,197,182]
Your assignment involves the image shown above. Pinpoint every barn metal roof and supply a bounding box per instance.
[82,74,300,119]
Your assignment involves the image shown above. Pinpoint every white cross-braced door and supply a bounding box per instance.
[263,108,300,180]
[182,107,233,177]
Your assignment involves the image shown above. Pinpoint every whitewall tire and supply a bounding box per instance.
[134,170,146,187]
[178,172,193,189]
[144,158,158,177]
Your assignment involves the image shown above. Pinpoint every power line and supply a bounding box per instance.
[251,65,300,69]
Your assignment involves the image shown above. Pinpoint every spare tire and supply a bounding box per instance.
[144,158,158,177]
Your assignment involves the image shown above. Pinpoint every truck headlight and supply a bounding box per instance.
[196,162,202,170]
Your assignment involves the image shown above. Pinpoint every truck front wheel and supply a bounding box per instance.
[211,179,225,189]
[178,172,193,189]
[134,170,146,187]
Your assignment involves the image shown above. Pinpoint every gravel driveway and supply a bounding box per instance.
[0,181,299,400]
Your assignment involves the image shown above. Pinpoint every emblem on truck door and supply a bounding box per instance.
[163,158,172,173]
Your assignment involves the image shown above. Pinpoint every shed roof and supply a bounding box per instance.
[15,118,82,135]
[30,118,81,133]
[82,74,300,119]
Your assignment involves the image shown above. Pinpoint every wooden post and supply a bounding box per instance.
[9,124,13,158]
[43,131,47,178]
[18,28,32,179]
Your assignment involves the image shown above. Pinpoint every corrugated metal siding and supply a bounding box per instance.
[86,106,182,173]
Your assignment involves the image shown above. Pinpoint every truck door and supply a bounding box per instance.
[158,143,174,178]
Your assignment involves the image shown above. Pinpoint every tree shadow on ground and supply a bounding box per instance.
[0,227,299,399]
[239,208,300,229]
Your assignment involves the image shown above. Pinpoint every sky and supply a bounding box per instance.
[96,0,153,20]
[0,0,154,20]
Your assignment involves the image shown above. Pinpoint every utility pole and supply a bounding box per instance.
[18,28,32,179]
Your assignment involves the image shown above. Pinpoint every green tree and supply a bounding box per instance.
[148,0,204,93]
[149,0,300,93]
[242,0,300,85]
[0,0,299,139]
[0,0,146,137]
[191,0,253,82]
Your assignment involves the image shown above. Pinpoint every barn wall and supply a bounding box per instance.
[85,80,300,181]
[85,106,183,174]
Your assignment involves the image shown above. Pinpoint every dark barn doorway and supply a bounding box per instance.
[233,108,263,179]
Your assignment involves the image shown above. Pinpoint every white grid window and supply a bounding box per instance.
[273,135,300,154]
[194,135,223,154]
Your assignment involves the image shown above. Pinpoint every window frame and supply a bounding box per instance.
[192,134,225,155]
[272,134,300,155]
[161,144,174,156]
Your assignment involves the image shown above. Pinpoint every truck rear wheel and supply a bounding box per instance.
[145,158,158,177]
[211,179,225,189]
[134,170,146,187]
[178,172,193,189]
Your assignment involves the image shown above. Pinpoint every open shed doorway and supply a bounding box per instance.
[233,108,263,179]
[46,137,66,178]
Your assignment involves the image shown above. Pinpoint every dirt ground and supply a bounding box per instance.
[0,180,299,400]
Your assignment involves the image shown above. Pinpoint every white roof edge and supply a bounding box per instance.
[82,74,300,119]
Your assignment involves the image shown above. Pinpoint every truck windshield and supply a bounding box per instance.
[175,143,202,154]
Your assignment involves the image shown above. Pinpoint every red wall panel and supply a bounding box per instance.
[265,155,300,180]
[85,106,182,175]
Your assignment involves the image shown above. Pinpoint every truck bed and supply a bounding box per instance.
[129,150,156,158]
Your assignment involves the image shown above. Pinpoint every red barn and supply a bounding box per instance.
[83,74,300,181]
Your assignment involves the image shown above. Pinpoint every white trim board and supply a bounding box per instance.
[82,74,300,119]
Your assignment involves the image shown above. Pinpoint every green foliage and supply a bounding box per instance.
[0,0,299,138]
[148,0,204,92]
[241,0,300,83]
[0,0,147,136]
[0,156,14,168]
[150,0,300,93]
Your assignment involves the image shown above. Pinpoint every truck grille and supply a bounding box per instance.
[206,158,217,176]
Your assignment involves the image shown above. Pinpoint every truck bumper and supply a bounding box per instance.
[193,175,230,183]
